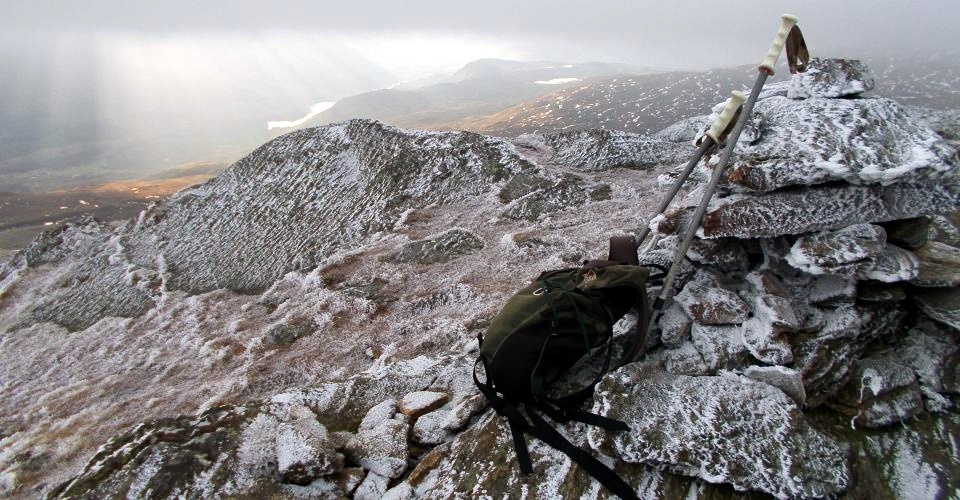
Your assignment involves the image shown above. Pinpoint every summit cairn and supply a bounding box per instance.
[644,58,958,414]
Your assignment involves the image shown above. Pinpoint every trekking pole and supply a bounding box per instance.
[634,14,802,361]
[635,90,746,249]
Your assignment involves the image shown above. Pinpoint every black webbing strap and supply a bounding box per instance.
[525,407,639,500]
[536,402,629,431]
[474,359,534,472]
[474,359,637,499]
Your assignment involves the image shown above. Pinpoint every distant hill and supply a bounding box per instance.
[437,56,960,138]
[285,59,662,133]
[439,65,782,137]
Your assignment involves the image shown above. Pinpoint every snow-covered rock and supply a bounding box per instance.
[398,391,450,418]
[744,365,807,405]
[827,351,924,428]
[726,97,955,193]
[785,223,886,276]
[274,405,341,485]
[673,272,750,325]
[590,365,849,498]
[695,181,957,239]
[861,244,920,282]
[787,58,875,99]
[412,410,450,445]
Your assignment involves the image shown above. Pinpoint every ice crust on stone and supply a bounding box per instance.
[590,365,849,498]
[785,223,886,276]
[695,181,957,239]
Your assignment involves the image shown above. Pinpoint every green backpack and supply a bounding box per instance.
[474,236,659,500]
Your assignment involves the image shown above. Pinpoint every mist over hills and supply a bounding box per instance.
[288,59,660,133]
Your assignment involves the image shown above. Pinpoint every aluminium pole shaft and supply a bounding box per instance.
[633,14,800,362]
[652,73,767,309]
[635,91,746,248]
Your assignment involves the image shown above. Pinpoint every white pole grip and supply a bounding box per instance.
[759,14,798,75]
[705,91,746,143]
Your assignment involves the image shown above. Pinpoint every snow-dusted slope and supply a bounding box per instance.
[0,118,672,496]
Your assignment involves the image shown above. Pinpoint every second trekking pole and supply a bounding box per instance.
[634,14,802,361]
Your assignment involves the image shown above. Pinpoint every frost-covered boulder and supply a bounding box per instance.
[398,391,450,418]
[827,352,923,428]
[744,365,806,405]
[861,244,920,282]
[787,58,875,100]
[910,241,960,287]
[686,238,750,271]
[590,365,848,498]
[412,409,450,445]
[690,323,752,372]
[673,272,750,325]
[500,173,594,221]
[726,96,956,193]
[274,406,341,484]
[659,303,692,348]
[346,417,409,479]
[355,472,390,500]
[785,223,886,276]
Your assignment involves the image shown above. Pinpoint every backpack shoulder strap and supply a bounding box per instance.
[608,235,651,365]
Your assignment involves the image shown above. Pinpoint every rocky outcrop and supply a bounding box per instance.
[386,230,484,265]
[647,59,958,423]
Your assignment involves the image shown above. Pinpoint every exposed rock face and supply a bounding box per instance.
[537,128,690,171]
[590,365,849,498]
[386,230,484,265]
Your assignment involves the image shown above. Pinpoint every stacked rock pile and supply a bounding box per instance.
[644,58,959,425]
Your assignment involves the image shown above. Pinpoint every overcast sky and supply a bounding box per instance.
[2,1,957,189]
[5,1,958,67]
